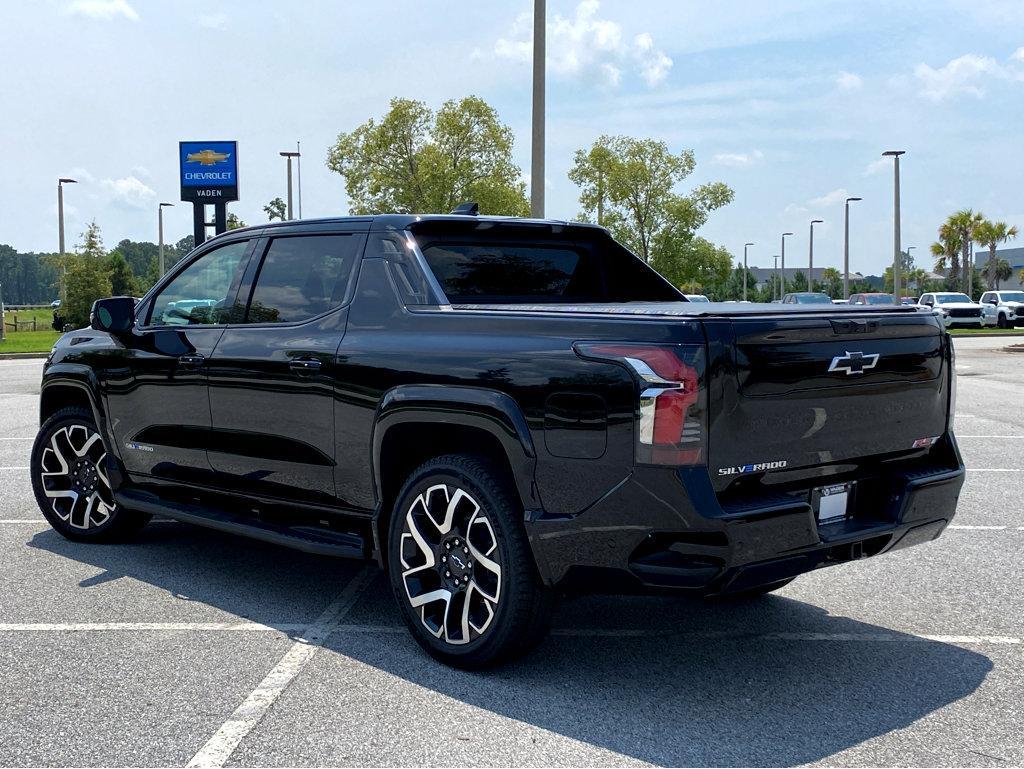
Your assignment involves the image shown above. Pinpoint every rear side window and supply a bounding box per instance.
[416,232,680,304]
[244,235,361,324]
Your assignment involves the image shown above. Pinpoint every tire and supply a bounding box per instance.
[714,577,796,602]
[997,314,1009,329]
[30,407,150,542]
[387,453,554,669]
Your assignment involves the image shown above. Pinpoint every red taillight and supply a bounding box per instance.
[575,343,707,466]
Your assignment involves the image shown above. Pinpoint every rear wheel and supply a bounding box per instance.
[387,454,553,669]
[998,313,1010,329]
[30,407,150,542]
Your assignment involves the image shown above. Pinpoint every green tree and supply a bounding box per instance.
[820,267,843,298]
[790,271,809,292]
[722,265,758,300]
[106,252,138,296]
[569,135,734,264]
[327,96,529,216]
[974,219,1018,289]
[59,222,113,329]
[650,236,733,294]
[944,209,984,291]
[930,224,962,286]
[227,213,246,230]
[264,197,287,221]
[990,258,1013,289]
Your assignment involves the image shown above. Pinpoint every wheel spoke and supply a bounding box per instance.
[37,424,116,530]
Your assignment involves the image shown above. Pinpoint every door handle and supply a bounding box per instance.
[289,358,322,375]
[178,354,205,368]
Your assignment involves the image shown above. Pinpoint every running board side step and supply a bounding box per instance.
[115,489,366,559]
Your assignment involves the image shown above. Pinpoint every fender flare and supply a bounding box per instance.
[371,384,539,514]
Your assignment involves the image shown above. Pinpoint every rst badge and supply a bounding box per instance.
[828,351,880,375]
[718,460,788,476]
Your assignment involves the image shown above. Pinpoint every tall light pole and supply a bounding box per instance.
[158,203,174,278]
[883,150,905,302]
[280,151,300,219]
[296,141,303,219]
[780,232,793,295]
[843,196,862,300]
[57,178,77,254]
[530,0,545,218]
[743,242,754,301]
[808,219,823,289]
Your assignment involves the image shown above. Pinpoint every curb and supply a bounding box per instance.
[0,353,50,360]
[1004,345,1024,354]
[950,332,1024,339]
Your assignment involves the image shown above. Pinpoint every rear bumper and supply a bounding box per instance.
[526,454,965,594]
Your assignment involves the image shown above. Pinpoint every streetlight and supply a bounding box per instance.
[883,150,906,302]
[772,255,780,301]
[743,242,754,301]
[843,197,862,300]
[279,151,301,219]
[57,178,77,254]
[158,203,175,278]
[780,232,793,295]
[808,220,823,289]
[531,0,545,218]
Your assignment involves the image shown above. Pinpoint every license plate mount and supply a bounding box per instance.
[812,482,855,524]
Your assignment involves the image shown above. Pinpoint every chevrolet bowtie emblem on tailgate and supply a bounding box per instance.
[828,350,880,375]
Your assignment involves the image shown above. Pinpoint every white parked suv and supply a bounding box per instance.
[980,290,1024,328]
[917,292,984,329]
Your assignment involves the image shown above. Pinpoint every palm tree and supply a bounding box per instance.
[990,259,1013,289]
[945,209,984,292]
[974,219,1019,289]
[930,223,962,288]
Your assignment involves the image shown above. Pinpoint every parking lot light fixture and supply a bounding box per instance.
[158,203,175,277]
[809,220,823,288]
[280,151,301,219]
[843,197,862,300]
[57,178,77,255]
[781,233,793,295]
[743,243,754,301]
[883,151,906,303]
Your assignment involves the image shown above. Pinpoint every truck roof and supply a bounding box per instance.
[222,214,606,238]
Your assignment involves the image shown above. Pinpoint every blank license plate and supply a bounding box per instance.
[814,482,853,523]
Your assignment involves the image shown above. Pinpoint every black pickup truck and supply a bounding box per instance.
[31,212,963,668]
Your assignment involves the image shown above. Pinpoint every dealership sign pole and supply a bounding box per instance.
[179,141,239,246]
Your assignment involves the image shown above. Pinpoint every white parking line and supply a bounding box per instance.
[0,622,307,632]
[0,520,43,524]
[0,467,28,471]
[967,469,1022,472]
[186,566,377,769]
[948,525,1008,530]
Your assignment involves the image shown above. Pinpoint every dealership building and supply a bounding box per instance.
[974,246,1024,285]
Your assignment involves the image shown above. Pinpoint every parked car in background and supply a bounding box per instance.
[50,299,61,309]
[849,293,896,306]
[900,297,917,306]
[781,292,832,304]
[684,294,710,302]
[980,290,1024,328]
[917,292,984,328]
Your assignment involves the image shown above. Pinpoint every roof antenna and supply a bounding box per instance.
[450,201,479,216]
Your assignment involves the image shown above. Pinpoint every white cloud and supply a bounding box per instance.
[711,150,764,168]
[102,175,155,208]
[862,157,890,177]
[1012,47,1024,63]
[492,0,671,88]
[808,188,850,207]
[914,53,1002,101]
[784,203,808,216]
[199,13,228,30]
[836,71,863,91]
[65,0,139,21]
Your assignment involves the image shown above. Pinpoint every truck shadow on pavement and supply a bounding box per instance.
[29,522,992,767]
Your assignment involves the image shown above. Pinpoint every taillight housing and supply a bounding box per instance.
[575,342,707,466]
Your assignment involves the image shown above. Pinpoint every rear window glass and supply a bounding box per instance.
[416,233,680,304]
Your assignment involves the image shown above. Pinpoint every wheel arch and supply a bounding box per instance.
[371,385,540,568]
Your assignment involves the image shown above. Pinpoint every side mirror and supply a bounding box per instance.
[91,296,136,333]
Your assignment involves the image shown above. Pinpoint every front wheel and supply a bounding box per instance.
[387,454,553,669]
[30,407,150,542]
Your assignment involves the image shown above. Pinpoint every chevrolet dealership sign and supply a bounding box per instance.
[179,140,239,202]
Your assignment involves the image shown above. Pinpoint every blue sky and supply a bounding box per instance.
[2,0,1023,276]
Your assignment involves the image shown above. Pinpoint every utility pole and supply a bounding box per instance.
[743,242,754,302]
[158,203,174,277]
[530,0,545,218]
[280,151,300,219]
[883,150,906,302]
[808,219,823,289]
[780,232,793,296]
[296,141,303,219]
[57,178,77,254]
[773,255,780,301]
[843,196,862,300]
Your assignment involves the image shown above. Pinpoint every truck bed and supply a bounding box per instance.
[450,301,924,317]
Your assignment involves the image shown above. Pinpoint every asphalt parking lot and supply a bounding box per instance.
[1,338,1021,767]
